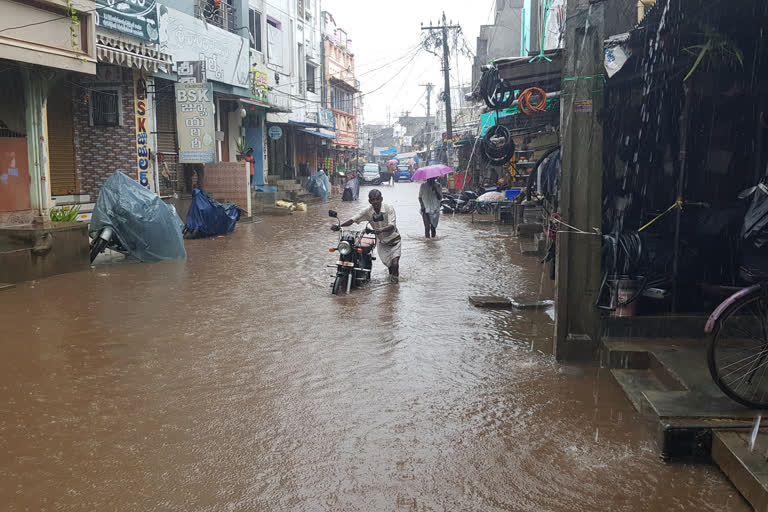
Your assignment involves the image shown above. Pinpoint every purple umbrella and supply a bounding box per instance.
[410,164,454,181]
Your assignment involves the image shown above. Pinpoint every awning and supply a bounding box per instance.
[300,129,336,139]
[240,98,291,113]
[289,120,321,129]
[96,33,171,73]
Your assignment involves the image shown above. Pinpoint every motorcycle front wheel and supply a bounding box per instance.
[332,274,345,295]
[89,237,109,263]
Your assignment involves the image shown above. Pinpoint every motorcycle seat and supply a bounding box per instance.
[359,236,376,248]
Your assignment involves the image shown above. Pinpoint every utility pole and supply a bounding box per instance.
[419,82,434,163]
[419,82,433,118]
[422,13,460,163]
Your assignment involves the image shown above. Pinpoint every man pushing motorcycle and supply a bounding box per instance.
[331,189,401,283]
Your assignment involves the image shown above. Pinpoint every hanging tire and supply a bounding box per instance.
[89,237,109,263]
[332,274,345,295]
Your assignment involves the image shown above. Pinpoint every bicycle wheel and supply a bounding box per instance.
[708,288,768,408]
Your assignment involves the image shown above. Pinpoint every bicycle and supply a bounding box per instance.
[706,266,768,409]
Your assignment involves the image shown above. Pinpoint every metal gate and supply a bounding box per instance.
[152,78,180,196]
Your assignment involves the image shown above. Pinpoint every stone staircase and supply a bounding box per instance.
[602,334,768,509]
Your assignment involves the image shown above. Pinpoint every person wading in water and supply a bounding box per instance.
[419,177,442,238]
[331,189,401,283]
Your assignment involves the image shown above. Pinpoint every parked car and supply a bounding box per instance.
[395,165,411,182]
[361,163,381,185]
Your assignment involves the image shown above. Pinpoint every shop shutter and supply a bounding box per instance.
[47,84,79,196]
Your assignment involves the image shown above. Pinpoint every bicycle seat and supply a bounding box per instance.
[739,266,768,284]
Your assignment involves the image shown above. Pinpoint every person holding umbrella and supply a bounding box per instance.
[412,164,453,239]
[419,177,442,238]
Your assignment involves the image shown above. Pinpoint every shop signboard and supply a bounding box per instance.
[318,109,335,130]
[96,0,159,43]
[177,61,206,84]
[160,6,250,89]
[250,68,269,104]
[175,82,216,163]
[133,71,152,189]
[268,126,283,140]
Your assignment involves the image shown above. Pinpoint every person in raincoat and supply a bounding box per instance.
[419,177,442,238]
[332,189,401,283]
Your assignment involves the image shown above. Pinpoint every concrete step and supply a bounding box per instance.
[517,223,543,236]
[266,174,281,185]
[611,369,668,415]
[52,194,91,205]
[519,235,545,256]
[712,431,768,511]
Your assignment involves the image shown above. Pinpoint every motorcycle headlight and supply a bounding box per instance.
[338,241,352,255]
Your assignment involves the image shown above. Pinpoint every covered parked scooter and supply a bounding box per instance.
[342,172,359,201]
[184,188,241,238]
[89,171,186,263]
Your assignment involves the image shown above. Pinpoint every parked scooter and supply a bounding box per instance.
[89,171,186,263]
[328,209,376,294]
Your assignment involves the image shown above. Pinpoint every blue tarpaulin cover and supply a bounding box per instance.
[90,171,186,262]
[306,170,330,201]
[185,188,241,238]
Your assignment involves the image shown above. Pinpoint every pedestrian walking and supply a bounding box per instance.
[331,189,401,283]
[419,177,442,238]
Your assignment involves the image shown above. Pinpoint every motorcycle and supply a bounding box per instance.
[89,171,186,263]
[328,209,376,294]
[441,190,479,214]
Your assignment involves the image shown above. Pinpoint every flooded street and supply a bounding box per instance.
[0,183,748,511]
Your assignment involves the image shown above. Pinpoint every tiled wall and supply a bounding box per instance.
[72,72,137,199]
[203,162,251,216]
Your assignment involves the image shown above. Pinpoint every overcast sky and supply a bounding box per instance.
[320,0,496,125]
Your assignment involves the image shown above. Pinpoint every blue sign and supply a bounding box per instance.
[380,146,397,155]
[318,109,335,130]
[268,126,283,140]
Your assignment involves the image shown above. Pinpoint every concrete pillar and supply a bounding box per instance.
[21,68,52,224]
[554,0,607,361]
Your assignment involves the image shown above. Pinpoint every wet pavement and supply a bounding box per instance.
[0,183,749,511]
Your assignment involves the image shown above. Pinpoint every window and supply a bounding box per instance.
[267,16,282,66]
[249,9,262,52]
[298,0,305,14]
[306,64,316,93]
[195,0,235,32]
[330,86,353,115]
[298,43,305,94]
[89,87,122,127]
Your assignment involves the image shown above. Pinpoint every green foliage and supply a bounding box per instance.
[235,137,249,156]
[683,25,744,81]
[49,205,81,223]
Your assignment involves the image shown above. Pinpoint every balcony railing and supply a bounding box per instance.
[194,0,236,33]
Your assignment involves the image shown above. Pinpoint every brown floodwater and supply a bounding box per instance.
[0,183,748,511]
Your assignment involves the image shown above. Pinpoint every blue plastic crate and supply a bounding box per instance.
[505,188,522,201]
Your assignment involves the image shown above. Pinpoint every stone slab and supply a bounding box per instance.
[0,283,15,291]
[713,431,768,511]
[644,390,767,420]
[509,298,554,310]
[468,296,513,309]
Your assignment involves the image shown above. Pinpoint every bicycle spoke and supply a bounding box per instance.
[719,347,768,377]
[725,355,768,392]
[724,324,766,347]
